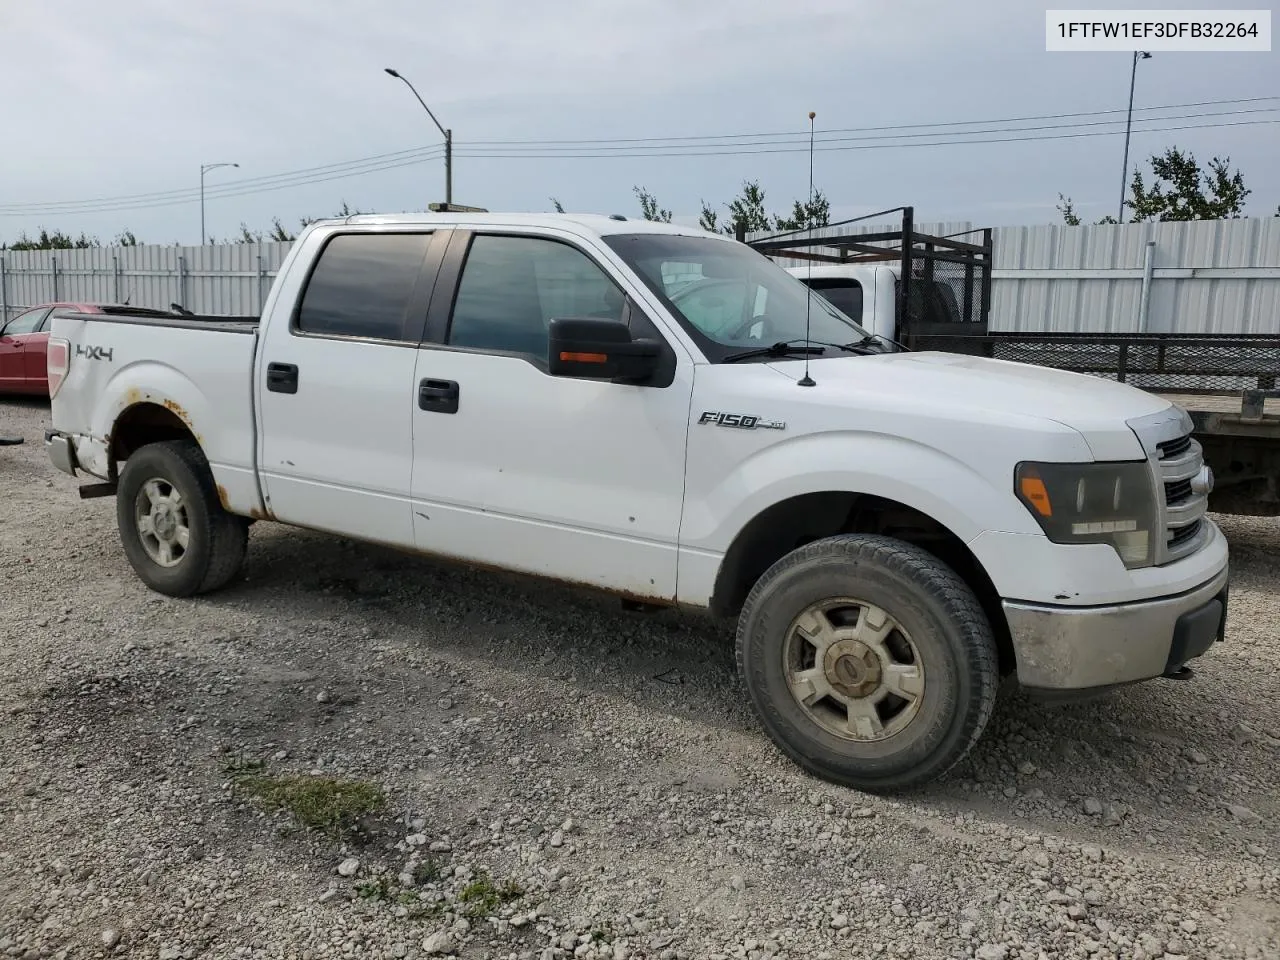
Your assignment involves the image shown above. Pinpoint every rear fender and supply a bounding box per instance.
[88,361,262,517]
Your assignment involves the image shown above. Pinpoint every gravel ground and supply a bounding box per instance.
[1,395,1278,960]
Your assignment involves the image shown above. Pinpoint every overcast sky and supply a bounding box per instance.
[2,0,1276,245]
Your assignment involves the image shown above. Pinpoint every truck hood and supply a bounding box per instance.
[765,351,1174,460]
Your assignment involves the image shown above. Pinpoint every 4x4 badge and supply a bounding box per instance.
[698,411,786,430]
[75,344,114,361]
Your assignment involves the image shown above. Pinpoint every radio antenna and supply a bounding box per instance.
[797,110,817,388]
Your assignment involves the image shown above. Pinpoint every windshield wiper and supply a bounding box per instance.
[847,333,910,353]
[723,338,884,363]
[722,341,828,363]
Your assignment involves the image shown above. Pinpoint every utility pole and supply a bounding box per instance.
[200,162,239,244]
[384,68,452,204]
[1119,51,1152,223]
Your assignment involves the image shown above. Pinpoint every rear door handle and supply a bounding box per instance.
[419,378,459,414]
[266,362,298,394]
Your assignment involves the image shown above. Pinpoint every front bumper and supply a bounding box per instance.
[1004,563,1229,691]
[45,429,78,477]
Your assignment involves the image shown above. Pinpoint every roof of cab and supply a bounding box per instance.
[785,264,893,279]
[312,211,732,241]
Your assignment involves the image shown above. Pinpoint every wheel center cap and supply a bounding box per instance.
[154,507,175,538]
[835,657,866,685]
[824,639,882,699]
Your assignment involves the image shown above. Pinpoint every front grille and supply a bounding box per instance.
[1158,435,1192,459]
[1156,428,1208,563]
[1169,520,1203,548]
[1164,477,1193,504]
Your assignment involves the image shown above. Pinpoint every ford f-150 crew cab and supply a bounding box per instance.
[45,211,1230,792]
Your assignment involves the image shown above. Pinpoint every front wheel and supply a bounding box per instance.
[116,440,249,597]
[736,534,999,793]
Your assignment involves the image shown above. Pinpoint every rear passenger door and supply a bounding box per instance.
[255,229,448,547]
[408,228,694,600]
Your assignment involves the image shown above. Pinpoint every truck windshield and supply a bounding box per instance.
[603,233,871,362]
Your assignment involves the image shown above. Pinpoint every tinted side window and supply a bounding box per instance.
[3,308,50,337]
[296,233,432,340]
[448,235,625,360]
[806,278,863,322]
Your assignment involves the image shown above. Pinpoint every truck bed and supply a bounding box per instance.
[48,311,261,503]
[64,310,259,333]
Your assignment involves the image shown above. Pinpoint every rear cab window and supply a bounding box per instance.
[804,279,864,324]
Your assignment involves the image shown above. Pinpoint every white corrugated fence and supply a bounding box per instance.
[3,217,1279,334]
[0,241,295,322]
[749,215,1280,335]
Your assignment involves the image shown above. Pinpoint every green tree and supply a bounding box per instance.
[550,197,566,213]
[114,230,141,246]
[1057,194,1119,226]
[773,189,831,231]
[269,218,296,242]
[1127,147,1249,221]
[698,200,720,233]
[1061,147,1254,225]
[722,180,772,236]
[3,228,98,250]
[1057,193,1082,226]
[633,186,672,222]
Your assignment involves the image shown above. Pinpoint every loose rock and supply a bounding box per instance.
[421,931,455,955]
[337,858,360,877]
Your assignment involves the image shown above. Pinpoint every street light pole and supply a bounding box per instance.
[200,162,240,244]
[384,68,452,204]
[1119,51,1152,223]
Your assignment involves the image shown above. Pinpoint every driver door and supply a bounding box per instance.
[409,228,695,600]
[0,307,50,392]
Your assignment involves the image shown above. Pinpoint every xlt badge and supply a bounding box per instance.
[698,411,786,430]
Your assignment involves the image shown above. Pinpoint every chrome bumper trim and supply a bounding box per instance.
[45,431,78,477]
[1004,563,1229,690]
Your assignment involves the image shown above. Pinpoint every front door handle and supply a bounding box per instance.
[419,378,459,414]
[266,362,299,394]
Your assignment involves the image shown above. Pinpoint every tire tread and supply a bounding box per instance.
[735,533,999,792]
[117,440,247,597]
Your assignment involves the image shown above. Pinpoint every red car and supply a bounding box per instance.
[0,302,105,396]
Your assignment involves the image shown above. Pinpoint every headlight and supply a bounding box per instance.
[1014,461,1158,569]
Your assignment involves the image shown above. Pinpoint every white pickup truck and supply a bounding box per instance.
[45,211,1229,792]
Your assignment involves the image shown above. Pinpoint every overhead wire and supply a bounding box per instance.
[2,95,1276,217]
[453,106,1280,156]
[460,95,1280,145]
[453,117,1280,160]
[0,148,446,216]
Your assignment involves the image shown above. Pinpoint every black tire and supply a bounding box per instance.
[736,533,999,793]
[116,440,249,597]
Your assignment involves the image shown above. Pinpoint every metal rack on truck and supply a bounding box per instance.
[750,209,1280,516]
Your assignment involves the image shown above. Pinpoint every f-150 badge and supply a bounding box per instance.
[698,411,786,430]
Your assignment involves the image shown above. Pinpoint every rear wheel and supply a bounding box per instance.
[736,533,999,792]
[116,440,248,597]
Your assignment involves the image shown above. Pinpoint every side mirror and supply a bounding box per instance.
[547,318,661,383]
